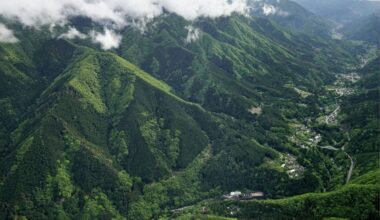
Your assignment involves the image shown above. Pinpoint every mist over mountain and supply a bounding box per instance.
[0,0,378,219]
[0,0,247,48]
[341,13,380,47]
[293,0,380,23]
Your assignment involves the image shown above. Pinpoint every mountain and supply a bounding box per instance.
[184,55,380,220]
[293,0,380,24]
[342,14,380,47]
[340,56,380,177]
[0,39,226,218]
[248,0,333,37]
[118,13,358,117]
[0,1,379,219]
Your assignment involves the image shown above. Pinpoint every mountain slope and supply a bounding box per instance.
[342,14,380,47]
[0,4,377,219]
[0,43,213,218]
[187,55,380,220]
[0,39,280,219]
[248,0,333,37]
[340,56,380,179]
[293,0,380,24]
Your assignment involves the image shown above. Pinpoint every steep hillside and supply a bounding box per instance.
[248,0,332,37]
[293,0,380,24]
[0,39,282,219]
[0,2,377,219]
[0,43,216,218]
[117,13,367,197]
[342,14,380,47]
[180,55,380,220]
[340,56,380,179]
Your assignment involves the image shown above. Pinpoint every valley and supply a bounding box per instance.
[172,51,375,217]
[0,0,378,219]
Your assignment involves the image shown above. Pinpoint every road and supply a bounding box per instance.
[325,105,340,124]
[320,146,339,151]
[345,152,354,184]
[319,144,354,184]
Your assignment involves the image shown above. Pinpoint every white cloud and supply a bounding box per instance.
[0,0,248,48]
[90,28,122,50]
[0,0,248,28]
[0,23,18,43]
[59,27,87,39]
[185,25,201,43]
[259,3,289,17]
[160,0,247,20]
[262,4,276,16]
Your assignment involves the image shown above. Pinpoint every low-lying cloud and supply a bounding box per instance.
[185,25,201,43]
[59,26,122,49]
[0,23,18,43]
[0,0,248,48]
[262,4,277,15]
[0,0,248,28]
[261,3,289,16]
[248,0,290,17]
[90,28,122,50]
[59,27,87,39]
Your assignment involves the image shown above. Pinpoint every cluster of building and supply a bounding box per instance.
[334,87,355,97]
[309,134,322,145]
[281,154,305,179]
[222,191,264,200]
[326,106,340,125]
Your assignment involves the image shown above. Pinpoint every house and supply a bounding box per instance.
[223,191,264,200]
[241,191,265,200]
[222,191,242,200]
[251,191,264,198]
[230,191,242,197]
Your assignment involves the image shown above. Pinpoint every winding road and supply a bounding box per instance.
[345,152,354,184]
[325,104,340,124]
[319,145,354,184]
[321,71,358,184]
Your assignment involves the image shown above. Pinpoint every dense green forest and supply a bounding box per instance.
[195,56,380,220]
[0,0,378,219]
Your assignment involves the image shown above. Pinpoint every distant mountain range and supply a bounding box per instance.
[293,0,380,23]
[342,13,380,46]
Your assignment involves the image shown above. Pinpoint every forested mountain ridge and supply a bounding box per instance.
[342,14,380,47]
[0,0,378,219]
[293,0,380,24]
[248,0,333,37]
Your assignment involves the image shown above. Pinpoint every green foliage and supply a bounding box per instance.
[150,57,161,75]
[127,199,152,220]
[109,130,129,162]
[113,54,173,95]
[68,55,107,113]
[80,189,125,220]
[209,184,380,220]
[140,115,181,168]
[54,160,74,199]
[351,169,380,185]
[339,57,380,180]
[177,214,238,220]
[342,14,380,46]
[128,146,214,220]
[0,8,376,220]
